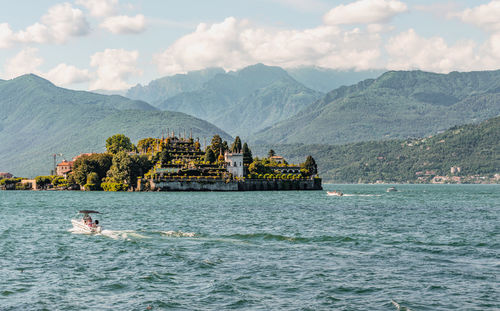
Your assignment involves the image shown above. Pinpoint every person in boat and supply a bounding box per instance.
[92,219,99,228]
[85,215,92,226]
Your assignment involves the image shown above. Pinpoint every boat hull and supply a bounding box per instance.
[71,219,102,234]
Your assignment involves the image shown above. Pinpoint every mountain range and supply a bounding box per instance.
[0,74,231,177]
[252,70,500,145]
[125,65,384,137]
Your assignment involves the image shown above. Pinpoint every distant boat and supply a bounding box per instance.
[71,210,102,234]
[327,190,344,196]
[386,187,398,192]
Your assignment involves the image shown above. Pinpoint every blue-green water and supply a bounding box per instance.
[1,185,498,310]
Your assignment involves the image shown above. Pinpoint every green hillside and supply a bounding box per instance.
[158,64,323,136]
[255,116,500,183]
[0,75,231,177]
[126,68,224,106]
[252,70,500,145]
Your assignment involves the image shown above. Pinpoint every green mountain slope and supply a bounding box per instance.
[252,70,500,144]
[0,75,231,177]
[256,116,500,183]
[286,67,385,93]
[126,68,225,106]
[158,64,323,135]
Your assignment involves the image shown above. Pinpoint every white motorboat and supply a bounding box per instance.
[386,187,398,192]
[71,210,102,234]
[327,190,344,196]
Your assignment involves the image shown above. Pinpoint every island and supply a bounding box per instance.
[0,133,322,192]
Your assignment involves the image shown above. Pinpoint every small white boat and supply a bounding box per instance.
[71,210,102,234]
[386,187,398,192]
[327,190,344,196]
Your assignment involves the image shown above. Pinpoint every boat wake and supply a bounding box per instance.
[160,230,196,237]
[342,194,382,197]
[100,230,149,240]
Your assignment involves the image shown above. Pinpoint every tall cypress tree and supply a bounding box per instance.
[230,136,242,153]
[302,155,318,176]
[242,143,253,166]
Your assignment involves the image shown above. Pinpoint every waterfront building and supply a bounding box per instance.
[225,151,244,177]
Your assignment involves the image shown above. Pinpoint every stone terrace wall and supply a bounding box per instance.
[148,178,322,191]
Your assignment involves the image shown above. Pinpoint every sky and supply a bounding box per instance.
[0,0,499,91]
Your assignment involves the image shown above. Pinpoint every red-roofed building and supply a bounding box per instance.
[0,172,13,179]
[56,161,74,177]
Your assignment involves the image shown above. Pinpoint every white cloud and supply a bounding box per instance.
[456,1,500,33]
[14,3,89,45]
[153,17,382,75]
[76,0,118,17]
[0,23,14,48]
[44,63,91,86]
[323,0,407,25]
[100,14,146,34]
[4,48,44,78]
[385,29,481,73]
[271,0,329,12]
[90,49,142,90]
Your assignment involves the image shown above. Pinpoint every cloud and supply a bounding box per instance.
[76,0,118,17]
[456,1,500,33]
[4,48,44,78]
[385,29,481,73]
[90,49,142,90]
[153,17,382,75]
[10,3,89,45]
[323,0,407,25]
[44,63,91,86]
[271,0,329,12]
[0,23,14,48]
[100,14,146,34]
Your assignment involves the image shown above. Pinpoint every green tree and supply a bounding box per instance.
[35,176,52,189]
[242,143,253,166]
[230,136,242,153]
[107,151,133,185]
[248,160,272,175]
[71,153,113,187]
[204,148,216,163]
[268,149,276,158]
[84,172,101,190]
[106,134,134,155]
[137,137,157,154]
[159,148,171,166]
[301,155,318,176]
[210,135,222,153]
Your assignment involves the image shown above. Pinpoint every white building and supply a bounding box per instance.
[224,151,244,177]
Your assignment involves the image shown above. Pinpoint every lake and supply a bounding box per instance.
[0,184,498,310]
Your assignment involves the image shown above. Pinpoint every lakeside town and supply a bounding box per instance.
[0,133,322,191]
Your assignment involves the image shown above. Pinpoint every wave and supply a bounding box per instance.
[100,230,149,240]
[160,230,196,238]
[342,194,382,197]
[391,299,413,311]
[222,233,356,244]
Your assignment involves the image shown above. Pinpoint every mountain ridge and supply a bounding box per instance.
[251,69,500,145]
[0,74,231,177]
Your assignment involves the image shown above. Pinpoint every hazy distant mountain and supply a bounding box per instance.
[0,74,231,177]
[252,70,500,145]
[126,68,225,106]
[158,64,323,136]
[285,67,385,93]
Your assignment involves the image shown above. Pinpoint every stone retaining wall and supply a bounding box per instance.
[148,178,322,191]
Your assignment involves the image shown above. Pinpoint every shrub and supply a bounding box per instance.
[101,182,128,192]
